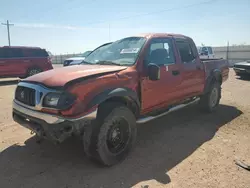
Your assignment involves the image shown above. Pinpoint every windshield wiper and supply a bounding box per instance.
[95,61,122,66]
[80,60,93,65]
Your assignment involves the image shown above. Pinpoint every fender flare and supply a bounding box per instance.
[87,87,140,110]
[203,69,222,93]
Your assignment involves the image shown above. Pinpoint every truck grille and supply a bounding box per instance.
[15,86,36,106]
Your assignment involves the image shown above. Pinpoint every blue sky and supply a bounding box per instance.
[0,0,249,54]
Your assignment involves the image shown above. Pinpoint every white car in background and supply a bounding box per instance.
[63,51,92,66]
[197,46,215,59]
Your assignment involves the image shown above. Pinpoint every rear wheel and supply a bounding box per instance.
[27,68,42,77]
[83,102,137,166]
[199,81,221,112]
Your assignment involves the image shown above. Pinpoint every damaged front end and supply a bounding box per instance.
[12,81,96,144]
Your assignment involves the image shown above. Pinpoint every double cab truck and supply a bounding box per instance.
[12,33,229,166]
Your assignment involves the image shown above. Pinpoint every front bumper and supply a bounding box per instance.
[233,67,250,75]
[13,101,97,143]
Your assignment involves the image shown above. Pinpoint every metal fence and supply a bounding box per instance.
[51,53,82,64]
[51,45,250,66]
[213,45,250,66]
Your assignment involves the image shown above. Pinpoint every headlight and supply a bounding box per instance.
[43,93,61,107]
[43,92,76,110]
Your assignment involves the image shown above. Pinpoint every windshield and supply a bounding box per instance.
[79,51,92,57]
[84,37,146,66]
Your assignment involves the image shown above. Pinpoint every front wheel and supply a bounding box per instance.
[199,81,221,112]
[83,102,137,166]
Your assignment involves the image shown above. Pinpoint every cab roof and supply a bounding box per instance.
[134,33,190,39]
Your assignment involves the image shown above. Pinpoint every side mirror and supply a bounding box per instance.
[148,63,160,81]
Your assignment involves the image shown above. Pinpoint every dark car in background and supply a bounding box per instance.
[233,60,250,77]
[0,46,53,78]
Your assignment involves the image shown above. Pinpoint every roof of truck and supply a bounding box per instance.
[135,33,190,39]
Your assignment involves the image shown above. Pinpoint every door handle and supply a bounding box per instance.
[172,70,180,76]
[196,65,201,70]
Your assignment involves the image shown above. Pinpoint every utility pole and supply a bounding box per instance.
[226,41,229,61]
[1,20,14,46]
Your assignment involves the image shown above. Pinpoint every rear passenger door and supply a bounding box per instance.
[175,38,205,97]
[23,48,49,70]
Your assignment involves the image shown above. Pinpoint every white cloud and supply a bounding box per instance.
[15,23,87,30]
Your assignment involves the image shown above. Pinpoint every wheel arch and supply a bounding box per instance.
[26,66,43,77]
[204,69,222,94]
[87,88,140,118]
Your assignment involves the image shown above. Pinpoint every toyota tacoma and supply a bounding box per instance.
[13,33,229,166]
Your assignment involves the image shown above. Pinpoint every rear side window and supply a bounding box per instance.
[23,49,49,57]
[176,39,195,63]
[207,47,213,54]
[8,48,24,58]
[188,39,198,57]
[0,48,7,58]
[0,48,48,58]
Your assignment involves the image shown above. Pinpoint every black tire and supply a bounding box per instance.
[199,81,221,113]
[83,102,137,166]
[27,68,42,77]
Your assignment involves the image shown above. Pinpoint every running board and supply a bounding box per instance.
[136,98,200,124]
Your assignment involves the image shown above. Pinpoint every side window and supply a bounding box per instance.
[207,47,213,54]
[150,43,164,51]
[23,49,48,58]
[176,40,195,63]
[189,40,198,58]
[8,48,23,58]
[0,48,6,58]
[33,49,48,57]
[146,38,175,66]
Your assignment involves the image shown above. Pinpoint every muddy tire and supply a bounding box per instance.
[199,81,221,113]
[83,102,137,166]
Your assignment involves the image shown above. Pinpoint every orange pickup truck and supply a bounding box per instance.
[13,33,229,166]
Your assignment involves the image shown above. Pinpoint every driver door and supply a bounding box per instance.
[141,38,183,113]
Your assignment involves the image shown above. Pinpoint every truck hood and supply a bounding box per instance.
[24,65,128,87]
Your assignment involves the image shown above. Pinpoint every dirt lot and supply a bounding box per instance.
[0,69,249,188]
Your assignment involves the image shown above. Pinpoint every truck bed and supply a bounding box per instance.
[201,58,229,83]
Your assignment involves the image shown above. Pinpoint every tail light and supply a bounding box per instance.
[46,57,53,69]
[46,57,52,64]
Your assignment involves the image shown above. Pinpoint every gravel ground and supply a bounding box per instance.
[0,69,249,188]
